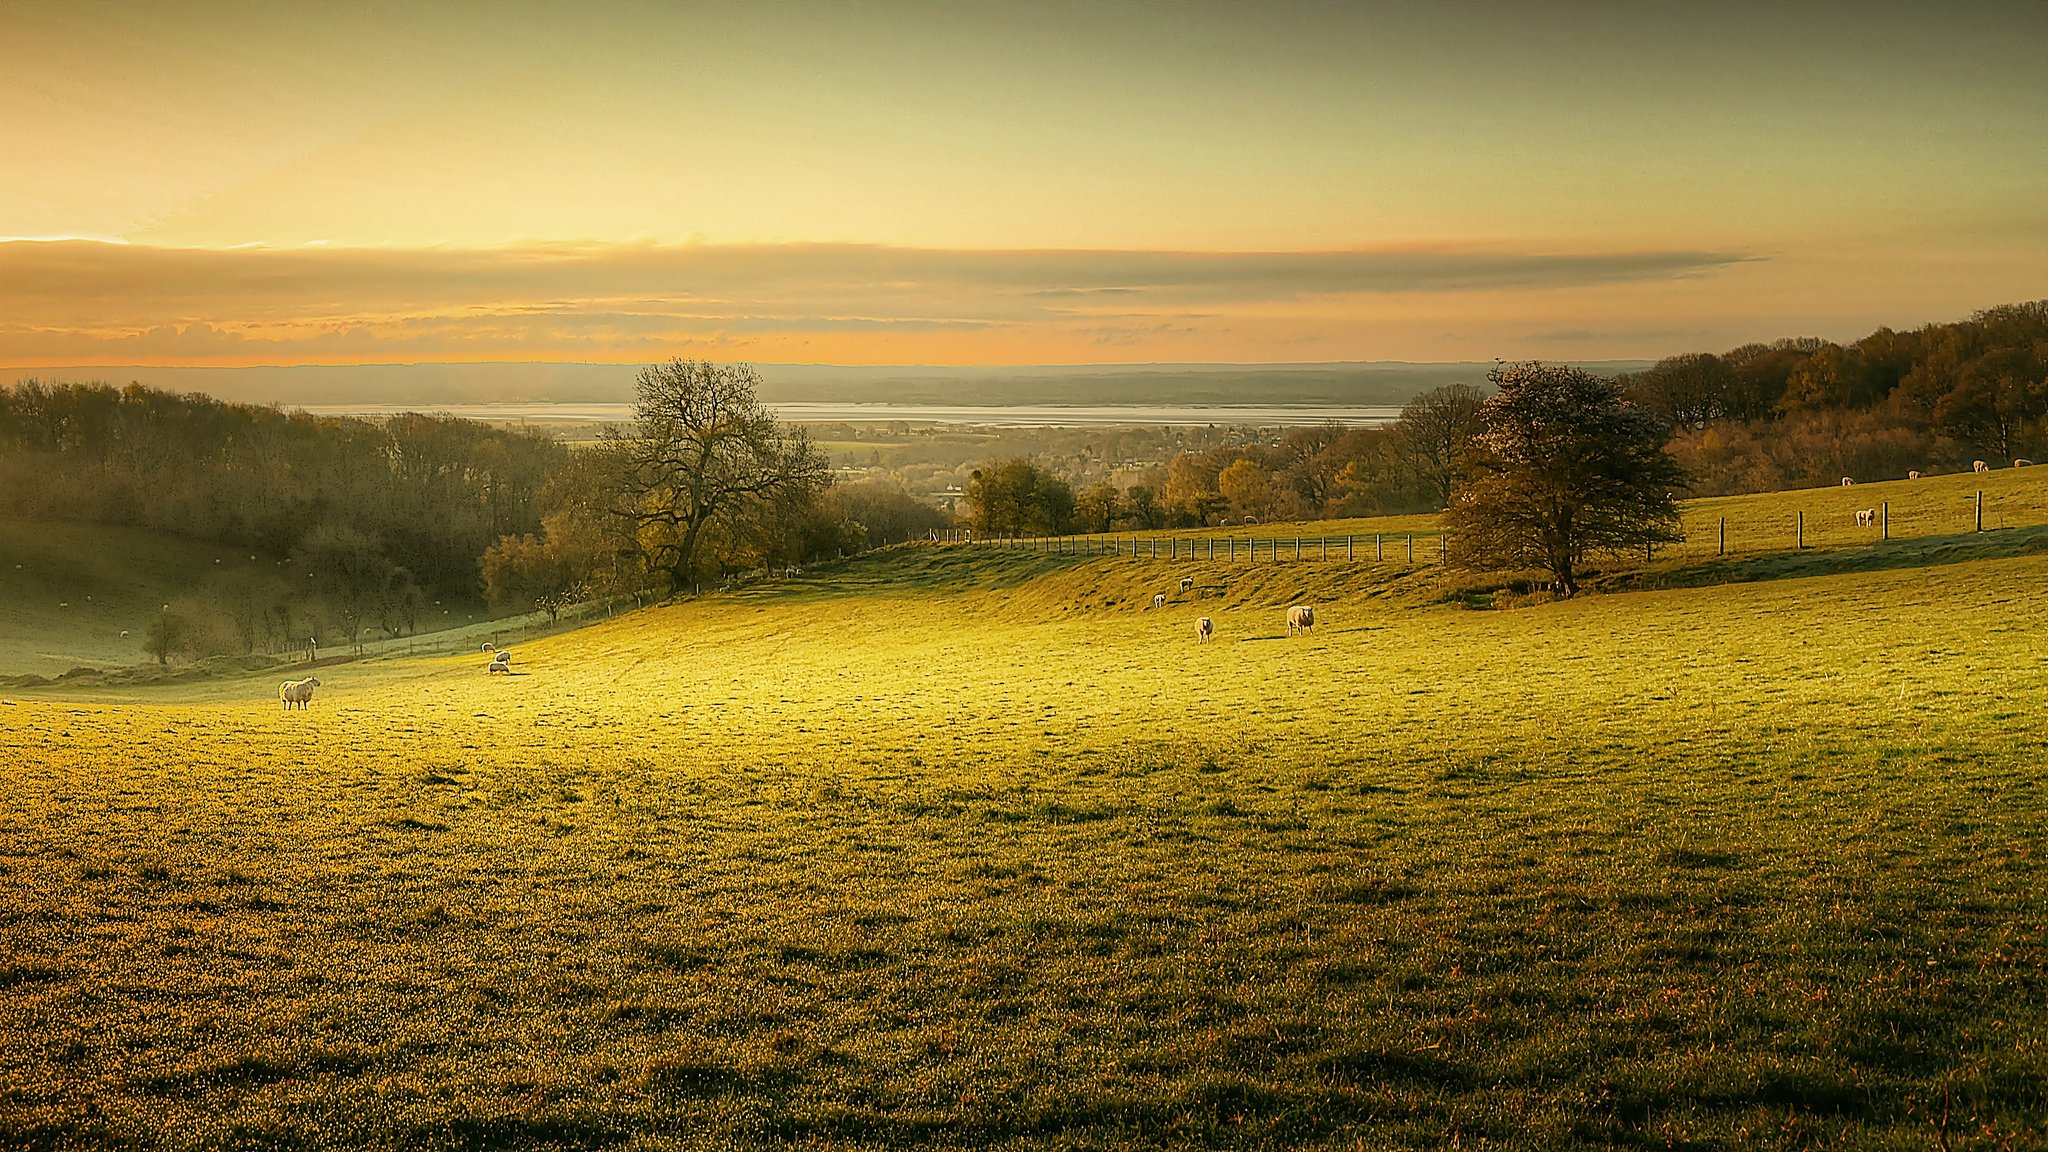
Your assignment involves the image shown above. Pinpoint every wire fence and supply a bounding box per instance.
[935,486,2045,568]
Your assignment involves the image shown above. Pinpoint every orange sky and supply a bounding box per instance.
[4,1,2045,368]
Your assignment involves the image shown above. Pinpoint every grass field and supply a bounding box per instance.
[3,522,2046,1150]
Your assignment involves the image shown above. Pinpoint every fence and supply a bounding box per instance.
[962,530,1450,568]
[941,487,2035,568]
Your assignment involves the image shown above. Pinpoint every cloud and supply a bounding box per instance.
[0,238,1753,365]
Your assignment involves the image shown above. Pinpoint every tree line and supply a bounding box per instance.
[961,382,1486,535]
[1622,301,2048,492]
[1,369,944,662]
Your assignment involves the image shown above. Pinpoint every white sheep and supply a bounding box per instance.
[1974,460,1989,473]
[1179,576,1194,594]
[480,642,495,652]
[1195,617,1213,644]
[1908,470,1922,479]
[278,677,321,710]
[1841,476,1856,486]
[1854,509,1876,527]
[2016,459,2035,468]
[1151,593,1166,610]
[1287,604,1315,636]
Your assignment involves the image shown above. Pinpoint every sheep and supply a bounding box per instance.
[1974,460,1989,473]
[1854,509,1876,527]
[1841,476,1856,486]
[1151,593,1167,610]
[1195,616,1214,644]
[2016,459,2035,468]
[480,642,495,652]
[1179,576,1194,594]
[278,677,321,710]
[1908,470,1922,479]
[1287,604,1315,636]
[486,655,511,675]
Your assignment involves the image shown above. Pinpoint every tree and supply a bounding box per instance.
[963,460,1074,536]
[1624,353,1733,429]
[1446,362,1686,598]
[143,609,188,665]
[606,360,831,588]
[293,523,396,652]
[1395,383,1488,509]
[1217,458,1280,520]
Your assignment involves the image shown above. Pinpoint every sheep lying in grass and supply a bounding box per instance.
[279,677,321,710]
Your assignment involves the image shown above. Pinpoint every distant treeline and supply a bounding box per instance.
[0,382,566,596]
[964,300,2048,530]
[0,379,947,660]
[1625,301,2048,493]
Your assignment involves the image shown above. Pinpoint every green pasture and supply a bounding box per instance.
[2,520,2045,1149]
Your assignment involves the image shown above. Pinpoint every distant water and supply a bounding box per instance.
[297,402,1403,428]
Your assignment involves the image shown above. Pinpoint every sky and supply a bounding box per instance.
[2,0,2045,368]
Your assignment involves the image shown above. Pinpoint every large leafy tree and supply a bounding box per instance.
[963,459,1075,536]
[1447,362,1687,598]
[605,360,830,588]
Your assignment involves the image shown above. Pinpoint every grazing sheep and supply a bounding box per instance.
[1195,616,1214,644]
[1287,604,1315,636]
[1908,470,1922,479]
[1974,460,1989,472]
[278,677,321,710]
[1151,593,1167,610]
[480,642,495,652]
[2016,459,2035,468]
[1179,576,1194,594]
[1841,476,1856,486]
[486,655,511,675]
[1854,509,1876,527]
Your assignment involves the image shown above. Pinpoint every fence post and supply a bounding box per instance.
[1882,502,1888,540]
[1377,533,1383,562]
[1442,534,1449,564]
[1295,537,1301,560]
[1408,534,1414,564]
[1718,517,1725,555]
[1347,535,1354,561]
[1977,490,1984,532]
[1797,511,1803,549]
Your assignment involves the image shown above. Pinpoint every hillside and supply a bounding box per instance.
[3,511,2046,1148]
[0,520,294,675]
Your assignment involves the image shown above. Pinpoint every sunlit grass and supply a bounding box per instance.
[3,533,2046,1147]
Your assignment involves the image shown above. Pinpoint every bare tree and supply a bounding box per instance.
[605,360,830,589]
[1395,382,1487,509]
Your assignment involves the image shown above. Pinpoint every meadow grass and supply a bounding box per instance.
[2,539,2046,1149]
